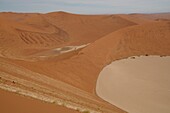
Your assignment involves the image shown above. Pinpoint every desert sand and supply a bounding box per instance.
[0,12,170,113]
[0,89,79,113]
[96,56,170,113]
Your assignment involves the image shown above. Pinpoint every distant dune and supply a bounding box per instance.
[0,12,170,113]
[0,12,136,59]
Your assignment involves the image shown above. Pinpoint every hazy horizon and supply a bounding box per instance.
[0,0,170,14]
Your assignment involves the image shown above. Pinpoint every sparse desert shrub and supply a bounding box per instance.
[131,56,135,59]
[160,55,166,57]
[78,52,84,55]
[75,108,82,112]
[82,110,90,113]
[51,101,55,104]
[61,102,66,107]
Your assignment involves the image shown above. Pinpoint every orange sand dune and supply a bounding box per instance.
[131,13,170,21]
[8,21,170,97]
[0,89,79,113]
[0,12,136,59]
[119,13,170,24]
[82,21,170,66]
[44,12,136,44]
[0,12,170,113]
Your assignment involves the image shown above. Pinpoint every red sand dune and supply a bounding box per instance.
[0,89,79,113]
[82,21,170,67]
[0,12,136,59]
[0,12,170,113]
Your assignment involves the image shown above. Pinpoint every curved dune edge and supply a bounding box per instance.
[0,89,80,113]
[0,66,97,113]
[96,56,170,113]
[0,57,125,113]
[0,74,98,113]
[0,84,90,113]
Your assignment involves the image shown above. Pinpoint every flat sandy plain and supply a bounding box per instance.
[96,56,170,113]
[0,12,170,113]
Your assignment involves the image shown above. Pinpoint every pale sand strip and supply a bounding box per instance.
[36,43,89,58]
[96,56,170,113]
